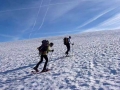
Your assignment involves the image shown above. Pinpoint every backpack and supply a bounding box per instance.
[38,40,49,52]
[63,37,69,45]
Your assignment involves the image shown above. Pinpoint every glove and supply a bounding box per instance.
[51,50,54,52]
[72,43,74,45]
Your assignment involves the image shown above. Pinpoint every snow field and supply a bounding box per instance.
[0,30,120,90]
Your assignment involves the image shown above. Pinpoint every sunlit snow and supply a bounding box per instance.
[0,30,120,90]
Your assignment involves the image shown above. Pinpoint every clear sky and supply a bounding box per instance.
[0,0,120,42]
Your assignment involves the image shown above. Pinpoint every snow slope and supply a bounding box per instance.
[0,30,120,90]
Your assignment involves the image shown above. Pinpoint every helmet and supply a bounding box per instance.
[69,36,71,38]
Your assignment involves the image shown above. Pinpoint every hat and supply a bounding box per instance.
[50,42,54,46]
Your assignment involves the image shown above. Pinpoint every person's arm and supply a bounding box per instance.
[47,46,54,52]
[69,39,74,45]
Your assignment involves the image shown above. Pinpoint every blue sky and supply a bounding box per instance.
[0,0,120,42]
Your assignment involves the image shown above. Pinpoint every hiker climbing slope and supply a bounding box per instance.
[33,40,54,72]
[63,36,72,56]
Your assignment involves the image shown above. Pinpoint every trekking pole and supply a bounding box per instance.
[71,43,74,56]
[47,51,53,68]
[49,51,53,61]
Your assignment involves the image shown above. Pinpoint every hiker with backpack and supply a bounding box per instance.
[33,40,54,72]
[63,36,73,56]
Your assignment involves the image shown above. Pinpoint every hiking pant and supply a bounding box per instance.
[65,43,70,55]
[35,55,48,70]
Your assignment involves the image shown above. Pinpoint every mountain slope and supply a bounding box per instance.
[0,30,120,90]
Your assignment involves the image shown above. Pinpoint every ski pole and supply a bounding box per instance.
[47,51,53,68]
[49,51,53,61]
[71,43,74,56]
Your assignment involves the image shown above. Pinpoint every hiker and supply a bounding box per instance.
[33,40,54,72]
[63,36,72,56]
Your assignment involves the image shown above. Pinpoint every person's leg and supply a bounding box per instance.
[66,44,70,55]
[65,45,68,55]
[42,55,48,71]
[67,44,70,54]
[34,55,43,71]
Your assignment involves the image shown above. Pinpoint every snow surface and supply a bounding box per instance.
[0,30,120,90]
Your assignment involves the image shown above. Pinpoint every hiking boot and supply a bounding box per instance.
[66,54,69,57]
[41,68,49,72]
[33,67,39,72]
[65,53,69,56]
